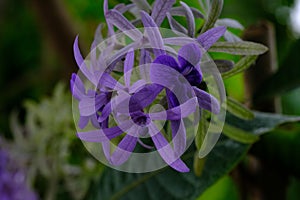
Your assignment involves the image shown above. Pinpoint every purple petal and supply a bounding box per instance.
[140,11,165,56]
[74,36,97,85]
[109,134,138,165]
[148,124,189,172]
[178,43,202,70]
[77,120,133,142]
[170,120,186,157]
[153,55,180,72]
[150,97,197,120]
[129,84,163,112]
[166,13,188,35]
[184,67,202,86]
[114,3,135,13]
[70,73,85,100]
[79,93,107,116]
[139,49,152,65]
[124,49,134,88]
[170,6,204,19]
[197,26,226,50]
[180,2,195,37]
[151,0,176,26]
[78,116,89,129]
[106,9,143,40]
[99,73,125,90]
[98,102,112,122]
[193,87,220,114]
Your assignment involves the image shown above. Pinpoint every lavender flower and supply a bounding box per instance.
[0,150,37,200]
[71,0,226,173]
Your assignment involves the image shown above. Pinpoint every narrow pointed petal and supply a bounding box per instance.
[78,116,89,129]
[74,36,97,85]
[178,43,202,70]
[153,55,180,72]
[79,94,107,116]
[110,134,138,165]
[193,87,220,114]
[197,26,226,50]
[150,97,197,120]
[151,0,176,26]
[139,49,152,65]
[180,1,195,37]
[98,102,112,122]
[124,49,134,88]
[129,84,163,111]
[166,13,188,35]
[77,120,133,142]
[140,11,165,56]
[184,67,202,86]
[106,9,143,40]
[70,73,85,100]
[170,120,186,157]
[148,124,189,172]
[99,73,125,90]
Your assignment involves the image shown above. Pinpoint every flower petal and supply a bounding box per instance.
[124,49,134,88]
[153,55,180,72]
[180,1,195,37]
[140,11,165,56]
[70,73,86,100]
[178,43,202,70]
[184,67,202,86]
[74,36,97,85]
[106,9,143,40]
[79,93,107,116]
[148,124,189,172]
[129,84,163,112]
[77,120,133,142]
[197,26,226,50]
[193,87,220,114]
[109,133,138,165]
[150,97,197,120]
[151,0,176,26]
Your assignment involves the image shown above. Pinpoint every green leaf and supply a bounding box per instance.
[200,0,223,33]
[226,97,254,120]
[222,55,258,79]
[214,59,234,73]
[86,139,250,200]
[222,124,259,144]
[209,41,268,55]
[226,111,300,135]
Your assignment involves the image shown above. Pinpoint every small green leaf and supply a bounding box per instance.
[226,111,300,135]
[222,55,258,79]
[200,0,223,33]
[214,59,234,73]
[209,41,268,55]
[226,97,254,120]
[222,124,259,144]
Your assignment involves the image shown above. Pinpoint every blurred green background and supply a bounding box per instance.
[1,0,300,199]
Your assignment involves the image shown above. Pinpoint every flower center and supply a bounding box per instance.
[130,111,150,127]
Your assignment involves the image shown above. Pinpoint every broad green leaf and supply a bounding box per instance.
[200,0,223,33]
[226,97,254,120]
[85,139,250,200]
[209,41,268,55]
[222,55,258,79]
[222,124,259,144]
[226,111,300,135]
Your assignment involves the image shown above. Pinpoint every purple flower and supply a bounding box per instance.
[71,0,226,173]
[0,150,37,200]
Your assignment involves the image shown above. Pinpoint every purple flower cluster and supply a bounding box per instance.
[71,0,226,172]
[0,150,37,200]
